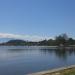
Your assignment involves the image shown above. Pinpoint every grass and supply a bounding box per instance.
[43,68,75,75]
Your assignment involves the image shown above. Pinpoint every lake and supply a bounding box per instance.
[0,46,75,75]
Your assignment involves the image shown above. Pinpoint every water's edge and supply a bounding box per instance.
[28,65,75,75]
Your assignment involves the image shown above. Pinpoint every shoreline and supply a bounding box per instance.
[27,65,75,75]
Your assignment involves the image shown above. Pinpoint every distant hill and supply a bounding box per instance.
[7,39,26,43]
[0,39,38,46]
[5,39,26,46]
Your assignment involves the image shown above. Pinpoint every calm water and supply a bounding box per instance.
[0,46,75,75]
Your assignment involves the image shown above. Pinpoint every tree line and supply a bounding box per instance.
[0,34,75,46]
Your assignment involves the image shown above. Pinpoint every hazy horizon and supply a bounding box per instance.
[0,33,75,43]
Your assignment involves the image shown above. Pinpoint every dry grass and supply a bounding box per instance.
[43,68,75,75]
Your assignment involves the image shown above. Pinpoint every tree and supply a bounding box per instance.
[68,38,75,45]
[55,34,68,46]
[47,39,55,46]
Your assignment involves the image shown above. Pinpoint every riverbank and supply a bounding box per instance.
[28,65,75,75]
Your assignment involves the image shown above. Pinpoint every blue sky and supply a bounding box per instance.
[0,0,75,41]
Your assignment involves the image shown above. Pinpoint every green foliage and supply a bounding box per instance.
[55,35,67,46]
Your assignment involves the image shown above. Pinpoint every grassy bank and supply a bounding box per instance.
[44,67,75,75]
[28,65,75,75]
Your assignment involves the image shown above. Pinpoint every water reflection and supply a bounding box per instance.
[0,46,75,75]
[1,46,75,60]
[40,48,75,60]
[0,46,40,60]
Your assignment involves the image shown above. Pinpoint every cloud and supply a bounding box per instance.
[0,33,53,42]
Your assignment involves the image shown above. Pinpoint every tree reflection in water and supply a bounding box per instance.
[40,47,75,60]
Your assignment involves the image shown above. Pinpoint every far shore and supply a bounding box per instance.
[0,45,75,49]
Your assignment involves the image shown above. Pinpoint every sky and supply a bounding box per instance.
[0,0,75,41]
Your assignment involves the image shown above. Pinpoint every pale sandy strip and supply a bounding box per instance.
[27,65,75,75]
